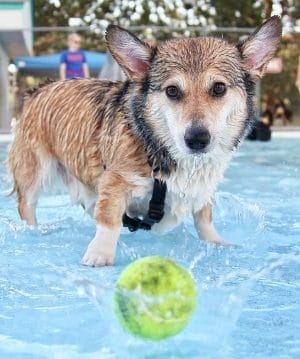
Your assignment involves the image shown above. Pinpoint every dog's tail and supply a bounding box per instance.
[5,151,18,197]
[4,167,17,197]
[3,186,16,197]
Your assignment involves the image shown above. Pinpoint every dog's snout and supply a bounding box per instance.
[184,126,211,152]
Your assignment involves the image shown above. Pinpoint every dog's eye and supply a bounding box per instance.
[166,86,180,99]
[211,82,227,97]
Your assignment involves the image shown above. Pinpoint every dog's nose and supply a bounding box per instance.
[184,126,211,152]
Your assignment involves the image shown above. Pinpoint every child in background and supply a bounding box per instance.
[59,33,90,80]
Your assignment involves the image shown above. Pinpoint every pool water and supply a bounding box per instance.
[0,138,299,358]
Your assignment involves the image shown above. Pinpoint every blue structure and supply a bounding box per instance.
[0,0,33,132]
[15,51,107,78]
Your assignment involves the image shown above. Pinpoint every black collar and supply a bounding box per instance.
[122,178,167,232]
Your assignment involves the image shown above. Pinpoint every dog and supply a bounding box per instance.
[7,16,281,266]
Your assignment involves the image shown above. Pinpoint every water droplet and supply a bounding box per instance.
[179,192,185,199]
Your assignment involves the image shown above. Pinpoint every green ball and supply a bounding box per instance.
[113,256,197,340]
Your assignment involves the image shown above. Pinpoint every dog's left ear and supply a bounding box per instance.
[105,25,154,81]
[238,16,282,79]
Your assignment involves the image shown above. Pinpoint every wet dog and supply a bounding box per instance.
[7,17,281,266]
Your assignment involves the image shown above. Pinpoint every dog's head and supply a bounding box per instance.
[106,17,281,160]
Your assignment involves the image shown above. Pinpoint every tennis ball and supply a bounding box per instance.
[113,256,197,340]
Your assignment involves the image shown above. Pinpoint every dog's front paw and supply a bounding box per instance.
[208,236,230,246]
[81,225,119,267]
[81,252,114,267]
[202,230,231,246]
[197,222,230,246]
[81,239,116,267]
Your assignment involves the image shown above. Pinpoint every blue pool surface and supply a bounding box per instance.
[0,138,299,358]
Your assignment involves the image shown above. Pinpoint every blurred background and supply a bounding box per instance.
[0,0,299,133]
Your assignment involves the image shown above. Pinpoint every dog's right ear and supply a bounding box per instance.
[105,25,153,81]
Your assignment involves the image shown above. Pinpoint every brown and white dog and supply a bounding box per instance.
[7,17,281,266]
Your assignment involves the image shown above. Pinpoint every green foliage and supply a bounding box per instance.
[211,0,263,27]
[34,0,98,53]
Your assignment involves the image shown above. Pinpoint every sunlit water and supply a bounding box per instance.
[0,138,299,359]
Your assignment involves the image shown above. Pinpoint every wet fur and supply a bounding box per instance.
[7,17,281,266]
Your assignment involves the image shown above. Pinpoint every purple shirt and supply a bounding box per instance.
[60,50,87,78]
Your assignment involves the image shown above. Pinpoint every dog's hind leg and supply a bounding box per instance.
[81,172,128,267]
[17,186,40,226]
[193,203,229,246]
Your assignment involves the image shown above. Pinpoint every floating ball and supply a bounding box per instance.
[113,256,197,340]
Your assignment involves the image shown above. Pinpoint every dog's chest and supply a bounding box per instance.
[128,157,227,232]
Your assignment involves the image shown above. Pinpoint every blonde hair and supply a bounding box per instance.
[68,32,81,44]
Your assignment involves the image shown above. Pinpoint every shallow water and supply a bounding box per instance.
[0,139,299,359]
